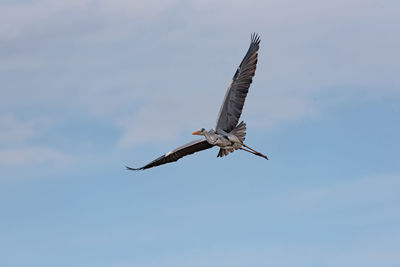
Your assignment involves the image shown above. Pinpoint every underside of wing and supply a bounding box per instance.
[126,139,213,170]
[215,33,261,132]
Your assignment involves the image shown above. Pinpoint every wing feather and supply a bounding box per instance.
[126,139,213,170]
[215,33,260,132]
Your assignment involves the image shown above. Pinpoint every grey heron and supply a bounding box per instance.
[127,33,268,171]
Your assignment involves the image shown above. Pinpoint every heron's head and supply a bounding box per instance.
[192,128,206,136]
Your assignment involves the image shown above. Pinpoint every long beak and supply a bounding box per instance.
[192,130,201,135]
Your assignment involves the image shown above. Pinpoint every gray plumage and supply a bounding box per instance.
[215,33,260,133]
[126,33,267,171]
[217,121,247,157]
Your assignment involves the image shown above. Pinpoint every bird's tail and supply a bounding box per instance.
[217,147,233,157]
[217,121,247,157]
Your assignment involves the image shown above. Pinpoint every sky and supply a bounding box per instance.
[1,0,400,266]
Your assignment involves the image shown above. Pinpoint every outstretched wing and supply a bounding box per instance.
[126,139,213,170]
[215,33,260,133]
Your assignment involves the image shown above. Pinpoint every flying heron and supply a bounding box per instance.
[127,33,268,171]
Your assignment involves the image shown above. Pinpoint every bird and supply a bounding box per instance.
[126,33,268,171]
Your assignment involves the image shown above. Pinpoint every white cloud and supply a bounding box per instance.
[0,115,71,167]
[0,0,89,41]
[1,0,399,147]
[0,115,51,146]
[0,146,71,167]
[0,0,178,42]
[117,91,216,147]
[245,94,318,129]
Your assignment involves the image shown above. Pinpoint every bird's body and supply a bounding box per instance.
[126,33,268,171]
[202,129,231,147]
[195,121,247,157]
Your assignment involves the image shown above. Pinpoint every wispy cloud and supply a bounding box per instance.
[0,115,70,167]
[117,91,216,146]
[0,115,49,146]
[0,0,178,42]
[1,0,399,149]
[0,146,71,167]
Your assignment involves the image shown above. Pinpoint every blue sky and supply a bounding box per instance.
[1,0,399,266]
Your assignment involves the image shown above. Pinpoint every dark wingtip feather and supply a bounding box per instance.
[251,32,261,45]
[126,165,142,171]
